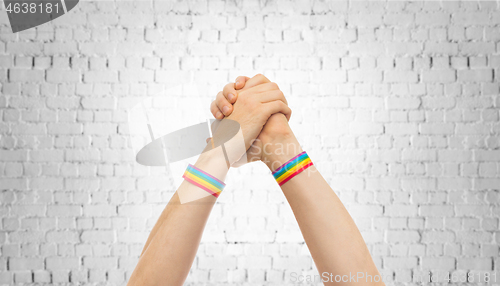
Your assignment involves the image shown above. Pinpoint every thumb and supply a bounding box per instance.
[235,76,250,90]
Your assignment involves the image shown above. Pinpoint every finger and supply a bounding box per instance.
[215,91,232,116]
[256,89,288,105]
[210,100,223,120]
[234,76,250,90]
[239,82,280,97]
[263,100,292,121]
[206,137,211,143]
[242,74,271,90]
[273,111,291,122]
[222,82,238,104]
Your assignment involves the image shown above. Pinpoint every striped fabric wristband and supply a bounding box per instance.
[182,164,226,198]
[272,151,313,186]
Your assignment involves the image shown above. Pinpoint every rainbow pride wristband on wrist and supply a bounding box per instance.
[272,151,313,186]
[182,164,226,198]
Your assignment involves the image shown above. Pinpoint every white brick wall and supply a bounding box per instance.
[1,0,499,285]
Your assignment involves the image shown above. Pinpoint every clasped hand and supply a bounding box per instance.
[209,74,302,172]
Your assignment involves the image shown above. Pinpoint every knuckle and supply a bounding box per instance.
[255,73,268,83]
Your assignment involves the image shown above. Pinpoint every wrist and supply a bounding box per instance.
[177,145,228,204]
[195,144,230,182]
[210,118,248,167]
[262,134,303,172]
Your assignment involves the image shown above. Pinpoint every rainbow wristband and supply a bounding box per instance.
[272,151,313,186]
[182,164,226,198]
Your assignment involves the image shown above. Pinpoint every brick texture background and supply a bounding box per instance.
[1,0,500,285]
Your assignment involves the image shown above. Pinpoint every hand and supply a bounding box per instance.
[211,74,302,171]
[209,74,292,167]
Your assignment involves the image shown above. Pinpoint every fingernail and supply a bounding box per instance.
[228,93,234,102]
[216,111,222,118]
[222,106,230,115]
[235,81,240,86]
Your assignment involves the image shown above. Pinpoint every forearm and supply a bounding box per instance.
[282,168,383,285]
[128,146,228,286]
[267,138,384,285]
